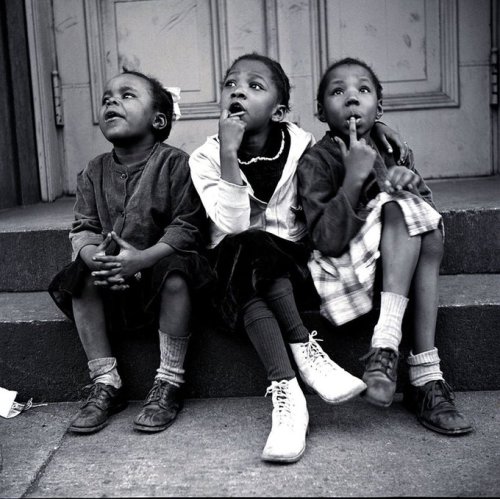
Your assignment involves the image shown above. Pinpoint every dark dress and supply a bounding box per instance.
[208,123,319,332]
[48,142,214,334]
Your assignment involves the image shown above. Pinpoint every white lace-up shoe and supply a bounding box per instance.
[261,378,309,463]
[290,331,367,404]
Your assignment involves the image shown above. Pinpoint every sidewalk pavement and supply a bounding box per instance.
[1,391,499,497]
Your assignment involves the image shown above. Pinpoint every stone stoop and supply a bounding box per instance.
[0,176,499,402]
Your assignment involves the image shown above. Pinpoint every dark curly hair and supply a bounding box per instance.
[122,69,174,141]
[223,53,291,112]
[316,57,383,106]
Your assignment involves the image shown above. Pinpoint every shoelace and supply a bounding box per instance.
[81,383,112,407]
[420,380,456,413]
[302,331,339,372]
[360,348,399,381]
[145,380,168,404]
[265,380,294,428]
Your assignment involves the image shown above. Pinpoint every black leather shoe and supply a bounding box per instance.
[133,379,183,433]
[403,380,474,435]
[360,348,399,407]
[69,383,128,434]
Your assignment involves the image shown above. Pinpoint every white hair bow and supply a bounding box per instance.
[164,86,182,121]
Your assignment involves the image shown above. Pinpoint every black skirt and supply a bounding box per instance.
[48,250,215,334]
[208,229,319,333]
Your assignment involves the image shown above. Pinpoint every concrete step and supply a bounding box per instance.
[0,176,499,292]
[1,391,498,497]
[1,274,498,402]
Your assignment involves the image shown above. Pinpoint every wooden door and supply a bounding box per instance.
[41,0,495,196]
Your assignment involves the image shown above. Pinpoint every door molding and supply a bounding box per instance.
[311,0,459,110]
[84,0,237,123]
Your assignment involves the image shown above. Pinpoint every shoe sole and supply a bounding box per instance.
[261,441,306,464]
[360,391,393,408]
[300,375,367,405]
[261,446,306,464]
[133,418,177,433]
[419,418,474,436]
[260,426,309,464]
[68,401,128,434]
[316,382,367,405]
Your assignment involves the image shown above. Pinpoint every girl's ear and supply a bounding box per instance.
[153,112,167,131]
[375,100,383,121]
[271,104,287,123]
[317,102,327,122]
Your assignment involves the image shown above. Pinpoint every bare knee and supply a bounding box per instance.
[161,272,189,297]
[77,272,100,298]
[420,229,444,262]
[382,201,404,224]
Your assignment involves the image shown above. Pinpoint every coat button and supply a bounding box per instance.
[120,173,127,179]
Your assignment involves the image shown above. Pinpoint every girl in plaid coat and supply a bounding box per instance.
[297,57,472,436]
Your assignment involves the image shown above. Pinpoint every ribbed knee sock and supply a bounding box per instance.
[156,330,190,387]
[263,278,309,344]
[407,347,444,387]
[243,298,295,382]
[371,291,409,352]
[88,357,122,389]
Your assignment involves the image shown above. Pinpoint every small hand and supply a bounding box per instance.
[219,108,246,155]
[335,117,377,185]
[387,166,420,193]
[81,233,113,272]
[372,122,410,165]
[93,232,144,286]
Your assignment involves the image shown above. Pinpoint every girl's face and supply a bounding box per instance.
[318,64,382,141]
[221,59,285,133]
[99,74,159,146]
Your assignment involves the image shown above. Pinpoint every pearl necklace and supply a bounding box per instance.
[237,130,285,166]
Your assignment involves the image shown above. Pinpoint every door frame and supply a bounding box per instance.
[25,0,64,202]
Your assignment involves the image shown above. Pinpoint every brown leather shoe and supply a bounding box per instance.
[69,383,128,434]
[360,348,399,407]
[403,380,474,435]
[133,379,183,433]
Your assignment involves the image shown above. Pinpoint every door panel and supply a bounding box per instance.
[50,0,493,194]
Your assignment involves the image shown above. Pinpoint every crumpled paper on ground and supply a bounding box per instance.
[0,387,47,418]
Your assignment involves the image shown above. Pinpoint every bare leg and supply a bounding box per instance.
[363,202,423,407]
[410,229,444,354]
[134,272,192,432]
[380,202,421,295]
[158,272,191,337]
[69,274,125,434]
[72,273,112,360]
[156,272,192,386]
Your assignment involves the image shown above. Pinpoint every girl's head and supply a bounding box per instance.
[316,57,383,140]
[221,53,291,132]
[99,70,174,146]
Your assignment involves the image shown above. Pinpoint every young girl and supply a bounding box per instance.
[49,70,213,434]
[297,57,473,435]
[189,53,409,463]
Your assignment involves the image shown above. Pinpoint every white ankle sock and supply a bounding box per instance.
[155,330,190,387]
[407,348,444,387]
[88,357,122,389]
[371,292,408,352]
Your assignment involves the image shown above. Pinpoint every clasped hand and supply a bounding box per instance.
[90,231,143,291]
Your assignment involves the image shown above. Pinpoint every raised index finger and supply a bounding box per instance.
[349,116,358,144]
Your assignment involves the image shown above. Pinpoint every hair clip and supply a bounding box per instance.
[163,86,181,121]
